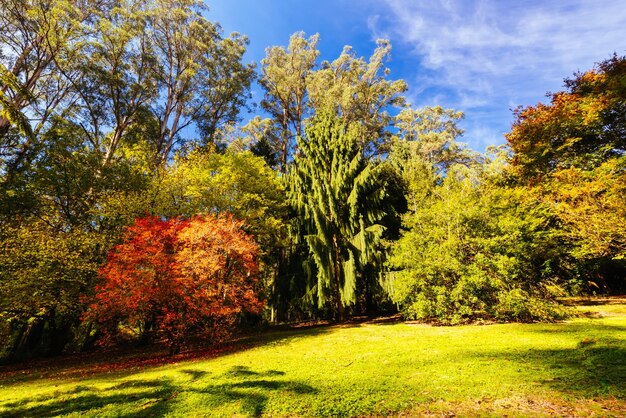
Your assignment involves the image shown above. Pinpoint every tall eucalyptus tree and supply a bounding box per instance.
[260,32,319,173]
[0,0,97,178]
[307,40,407,156]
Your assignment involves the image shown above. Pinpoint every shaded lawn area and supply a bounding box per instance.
[0,301,625,417]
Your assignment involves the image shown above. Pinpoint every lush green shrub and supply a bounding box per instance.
[389,160,569,324]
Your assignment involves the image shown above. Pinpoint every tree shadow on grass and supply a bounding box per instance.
[0,384,175,418]
[560,296,626,306]
[179,369,210,381]
[226,365,285,378]
[190,367,316,417]
[0,325,330,386]
[525,322,626,334]
[470,325,626,399]
[0,366,316,418]
[526,345,625,398]
[0,379,170,413]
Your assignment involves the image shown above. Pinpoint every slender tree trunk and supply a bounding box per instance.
[161,104,182,164]
[332,234,345,321]
[280,108,289,173]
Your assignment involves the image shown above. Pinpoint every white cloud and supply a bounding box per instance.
[366,14,389,41]
[375,0,626,148]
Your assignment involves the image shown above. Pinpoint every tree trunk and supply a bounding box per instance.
[280,108,289,173]
[332,234,345,321]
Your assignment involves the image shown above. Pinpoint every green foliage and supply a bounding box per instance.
[0,120,151,360]
[260,32,320,172]
[289,112,388,319]
[307,39,407,155]
[393,106,476,172]
[389,153,566,323]
[0,0,254,174]
[0,0,91,176]
[0,66,34,141]
[145,0,255,157]
[0,220,104,359]
[0,0,257,360]
[259,32,409,171]
[156,149,287,251]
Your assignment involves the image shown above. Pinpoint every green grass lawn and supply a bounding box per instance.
[1,300,625,417]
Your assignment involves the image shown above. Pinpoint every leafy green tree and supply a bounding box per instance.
[289,112,388,320]
[388,106,568,323]
[259,33,409,167]
[389,159,567,323]
[156,149,286,249]
[394,106,476,172]
[0,220,103,359]
[260,32,319,173]
[0,116,150,361]
[1,0,254,173]
[243,116,281,168]
[68,0,158,170]
[147,0,254,162]
[0,0,96,178]
[389,106,477,217]
[308,40,407,156]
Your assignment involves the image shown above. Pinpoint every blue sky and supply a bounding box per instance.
[208,0,626,151]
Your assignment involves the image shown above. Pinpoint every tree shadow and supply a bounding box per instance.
[1,379,171,414]
[226,365,261,377]
[0,325,330,385]
[561,296,626,306]
[0,366,316,418]
[0,384,175,418]
[523,322,626,334]
[179,369,210,381]
[226,365,285,378]
[468,325,626,399]
[187,366,316,416]
[347,314,404,326]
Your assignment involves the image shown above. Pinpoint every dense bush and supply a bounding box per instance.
[389,162,569,324]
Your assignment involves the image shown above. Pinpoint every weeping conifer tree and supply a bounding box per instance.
[288,112,388,320]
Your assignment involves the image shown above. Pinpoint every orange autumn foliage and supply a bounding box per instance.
[506,55,626,265]
[89,214,263,352]
[506,55,626,182]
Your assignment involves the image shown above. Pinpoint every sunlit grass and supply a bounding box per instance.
[1,301,625,417]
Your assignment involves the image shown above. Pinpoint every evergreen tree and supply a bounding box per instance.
[289,112,387,320]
